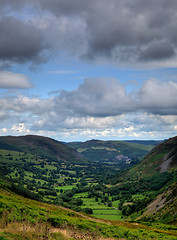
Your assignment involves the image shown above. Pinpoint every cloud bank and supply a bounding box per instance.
[0,0,177,67]
[0,78,177,139]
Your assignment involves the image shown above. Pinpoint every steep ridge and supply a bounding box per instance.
[0,135,86,164]
[116,136,177,224]
[124,136,177,179]
[137,182,177,223]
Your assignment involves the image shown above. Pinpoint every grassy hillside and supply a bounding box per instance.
[67,140,157,169]
[136,181,177,223]
[0,179,176,240]
[108,136,177,224]
[124,136,177,180]
[0,135,86,164]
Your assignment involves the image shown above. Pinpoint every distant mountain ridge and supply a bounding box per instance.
[0,135,86,164]
[67,139,158,168]
[124,140,163,146]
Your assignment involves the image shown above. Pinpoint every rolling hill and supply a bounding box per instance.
[0,135,86,164]
[67,139,158,169]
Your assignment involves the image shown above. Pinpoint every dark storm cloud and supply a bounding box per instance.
[1,0,177,65]
[140,41,175,61]
[0,16,49,64]
[34,0,177,63]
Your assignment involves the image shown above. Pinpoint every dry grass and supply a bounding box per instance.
[0,221,51,239]
[0,221,123,240]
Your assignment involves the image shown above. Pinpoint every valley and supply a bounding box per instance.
[0,135,176,239]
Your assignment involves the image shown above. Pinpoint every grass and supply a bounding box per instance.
[74,192,88,198]
[82,198,108,208]
[93,209,120,215]
[132,194,146,200]
[112,200,120,208]
[55,185,77,191]
[123,142,154,152]
[0,187,176,240]
[92,214,122,221]
[91,147,117,151]
[81,197,123,220]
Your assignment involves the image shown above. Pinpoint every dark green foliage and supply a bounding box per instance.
[48,217,68,228]
[82,208,93,214]
[10,183,42,201]
[109,172,173,197]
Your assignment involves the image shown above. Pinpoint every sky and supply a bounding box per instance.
[1,0,177,142]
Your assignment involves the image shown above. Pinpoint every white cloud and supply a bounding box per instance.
[12,123,30,134]
[1,78,177,140]
[138,79,177,114]
[0,71,33,89]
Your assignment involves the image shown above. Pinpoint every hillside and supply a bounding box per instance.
[0,135,86,164]
[67,139,157,169]
[125,136,177,179]
[110,136,177,224]
[0,179,176,240]
[137,181,177,223]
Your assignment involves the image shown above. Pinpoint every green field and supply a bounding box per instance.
[76,196,123,220]
[55,185,77,191]
[92,213,122,220]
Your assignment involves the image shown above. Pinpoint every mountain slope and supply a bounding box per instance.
[137,181,177,223]
[126,136,177,179]
[67,139,157,169]
[113,136,177,224]
[0,135,86,164]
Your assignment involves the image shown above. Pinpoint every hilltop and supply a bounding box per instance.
[0,135,86,164]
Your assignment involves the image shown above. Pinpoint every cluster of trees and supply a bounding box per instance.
[10,183,42,201]
[119,196,154,216]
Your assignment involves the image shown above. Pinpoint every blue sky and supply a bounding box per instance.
[1,0,177,142]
